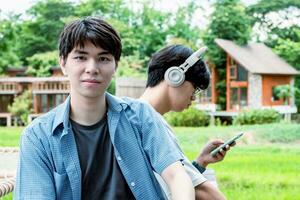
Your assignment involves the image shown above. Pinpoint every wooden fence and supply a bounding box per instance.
[116,78,146,98]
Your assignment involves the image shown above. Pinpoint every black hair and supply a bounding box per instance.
[146,44,210,90]
[59,16,122,62]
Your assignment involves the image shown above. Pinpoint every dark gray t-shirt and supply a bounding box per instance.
[71,116,135,200]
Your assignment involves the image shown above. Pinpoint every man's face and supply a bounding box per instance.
[60,41,116,99]
[168,81,196,112]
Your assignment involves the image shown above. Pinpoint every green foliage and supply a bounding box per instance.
[295,87,300,113]
[26,50,58,77]
[273,84,292,104]
[76,0,201,64]
[233,109,281,125]
[274,37,300,69]
[164,105,210,127]
[8,90,33,125]
[1,0,202,78]
[0,16,21,73]
[15,0,75,64]
[116,52,147,78]
[247,0,300,25]
[165,2,201,50]
[273,33,300,111]
[107,78,116,95]
[203,0,251,110]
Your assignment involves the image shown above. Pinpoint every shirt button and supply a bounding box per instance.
[117,156,122,161]
[130,182,135,187]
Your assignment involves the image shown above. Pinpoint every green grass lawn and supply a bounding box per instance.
[0,123,300,199]
[174,123,300,200]
[0,127,23,147]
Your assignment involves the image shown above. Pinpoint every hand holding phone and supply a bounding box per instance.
[210,132,244,156]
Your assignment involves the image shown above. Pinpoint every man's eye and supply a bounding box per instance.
[74,56,86,61]
[99,57,111,62]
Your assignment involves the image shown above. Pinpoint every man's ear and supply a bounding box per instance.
[59,57,67,75]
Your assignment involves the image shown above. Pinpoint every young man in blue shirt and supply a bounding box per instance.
[14,17,194,200]
[140,44,231,199]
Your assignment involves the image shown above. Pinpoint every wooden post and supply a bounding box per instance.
[7,114,11,127]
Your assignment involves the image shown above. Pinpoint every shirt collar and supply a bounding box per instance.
[106,92,128,112]
[52,95,71,134]
[51,93,129,134]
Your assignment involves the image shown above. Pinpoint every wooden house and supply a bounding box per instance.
[199,39,299,114]
[0,67,69,126]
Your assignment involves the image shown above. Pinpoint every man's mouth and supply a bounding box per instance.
[82,79,101,83]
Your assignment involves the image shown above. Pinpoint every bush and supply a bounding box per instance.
[233,109,280,125]
[8,90,33,125]
[164,105,210,127]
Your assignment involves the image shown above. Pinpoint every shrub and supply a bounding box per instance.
[8,90,33,125]
[164,105,210,127]
[233,109,280,125]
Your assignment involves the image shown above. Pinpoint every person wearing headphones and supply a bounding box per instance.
[140,44,231,200]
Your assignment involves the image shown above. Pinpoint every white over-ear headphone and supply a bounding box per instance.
[164,46,207,87]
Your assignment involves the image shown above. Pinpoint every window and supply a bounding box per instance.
[41,94,48,113]
[230,88,238,109]
[230,87,248,110]
[240,87,248,107]
[0,95,14,112]
[39,94,68,113]
[237,65,248,81]
[230,65,237,79]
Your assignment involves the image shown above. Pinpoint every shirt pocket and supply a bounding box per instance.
[53,171,71,199]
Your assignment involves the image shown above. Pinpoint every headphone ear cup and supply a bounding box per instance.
[164,66,185,87]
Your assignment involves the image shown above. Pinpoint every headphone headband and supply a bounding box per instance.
[164,46,207,87]
[179,46,207,73]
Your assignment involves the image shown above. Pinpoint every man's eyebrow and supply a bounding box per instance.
[74,50,88,54]
[73,49,111,56]
[97,51,111,56]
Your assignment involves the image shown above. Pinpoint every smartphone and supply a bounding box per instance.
[210,132,244,156]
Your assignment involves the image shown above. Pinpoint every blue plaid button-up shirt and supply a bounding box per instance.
[14,93,183,200]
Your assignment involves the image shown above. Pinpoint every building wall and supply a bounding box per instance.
[248,73,262,108]
[262,75,292,106]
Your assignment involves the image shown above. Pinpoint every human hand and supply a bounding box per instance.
[195,139,235,168]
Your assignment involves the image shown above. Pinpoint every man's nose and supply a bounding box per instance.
[85,60,99,74]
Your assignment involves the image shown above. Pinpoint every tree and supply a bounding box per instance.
[203,0,251,110]
[274,37,300,111]
[76,0,202,68]
[0,15,21,73]
[15,0,75,64]
[26,50,58,77]
[247,1,300,47]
